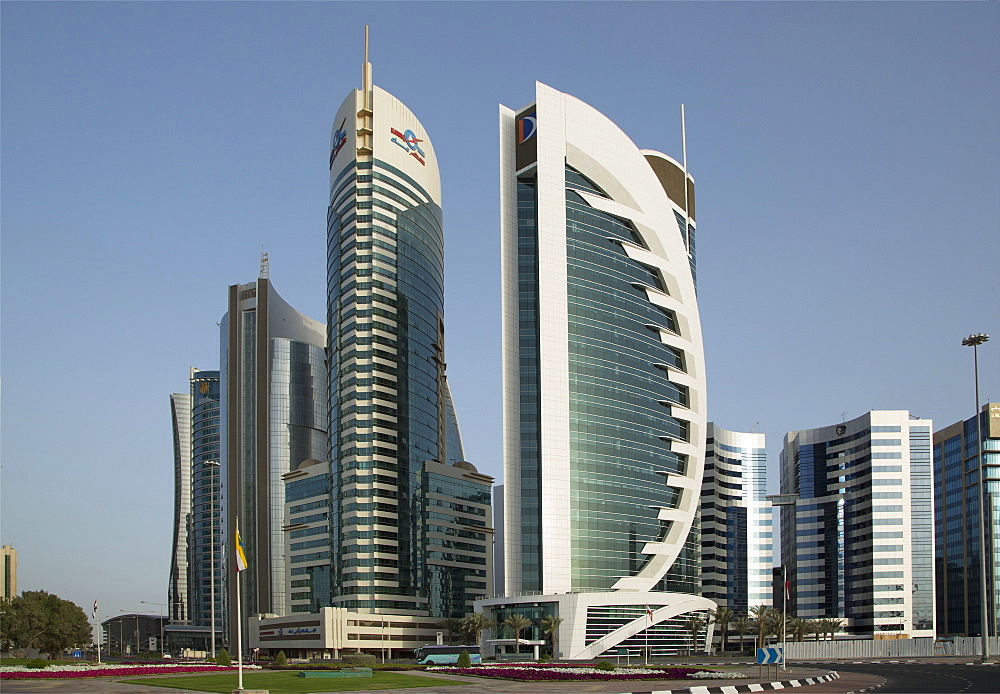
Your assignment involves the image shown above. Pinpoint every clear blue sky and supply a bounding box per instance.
[2,2,997,626]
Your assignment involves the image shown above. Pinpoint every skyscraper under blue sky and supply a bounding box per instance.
[480,82,715,659]
[324,41,486,622]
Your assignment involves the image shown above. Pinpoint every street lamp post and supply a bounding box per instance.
[962,332,991,663]
[140,601,167,655]
[767,493,799,671]
[204,460,221,659]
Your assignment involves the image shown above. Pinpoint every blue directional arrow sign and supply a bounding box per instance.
[757,647,783,664]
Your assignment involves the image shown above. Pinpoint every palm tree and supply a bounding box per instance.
[789,617,811,642]
[822,618,844,641]
[437,618,462,645]
[732,615,753,654]
[460,613,495,652]
[502,614,533,655]
[749,605,776,650]
[539,614,564,659]
[684,616,705,652]
[709,606,734,652]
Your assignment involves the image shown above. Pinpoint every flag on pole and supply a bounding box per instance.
[93,600,98,620]
[646,605,653,622]
[784,581,791,601]
[235,528,248,572]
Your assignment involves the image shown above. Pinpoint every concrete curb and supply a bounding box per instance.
[625,670,841,694]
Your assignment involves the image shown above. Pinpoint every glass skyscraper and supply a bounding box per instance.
[324,48,485,621]
[221,277,327,642]
[479,83,714,659]
[168,368,222,652]
[780,410,935,637]
[934,403,1000,638]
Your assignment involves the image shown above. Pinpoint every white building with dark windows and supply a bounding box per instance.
[780,410,935,638]
[702,424,772,613]
[478,83,713,659]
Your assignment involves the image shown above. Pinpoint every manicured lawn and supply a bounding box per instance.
[124,669,459,692]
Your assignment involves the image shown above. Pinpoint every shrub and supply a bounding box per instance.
[539,653,552,662]
[341,652,376,666]
[275,650,287,666]
[457,649,472,668]
[216,648,231,667]
[594,660,615,671]
[25,659,49,669]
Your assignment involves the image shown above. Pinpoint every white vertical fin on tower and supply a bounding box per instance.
[680,104,690,252]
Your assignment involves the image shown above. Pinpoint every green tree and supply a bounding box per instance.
[502,614,533,655]
[539,614,564,660]
[749,605,776,650]
[457,649,472,667]
[708,606,734,652]
[459,612,495,652]
[216,647,231,666]
[789,618,811,642]
[0,591,91,658]
[684,616,705,652]
[437,618,463,645]
[275,650,287,665]
[732,615,753,653]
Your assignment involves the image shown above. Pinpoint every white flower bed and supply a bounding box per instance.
[690,670,749,679]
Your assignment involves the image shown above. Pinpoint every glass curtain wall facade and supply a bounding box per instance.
[169,391,192,625]
[325,55,477,619]
[222,278,327,647]
[188,370,221,634]
[780,411,935,637]
[702,424,772,614]
[481,82,714,660]
[934,403,1000,637]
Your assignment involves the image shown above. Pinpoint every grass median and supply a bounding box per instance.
[124,669,460,692]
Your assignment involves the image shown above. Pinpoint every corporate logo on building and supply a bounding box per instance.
[330,117,348,167]
[390,127,426,165]
[518,112,537,143]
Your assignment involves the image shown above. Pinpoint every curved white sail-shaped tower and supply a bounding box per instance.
[478,82,714,659]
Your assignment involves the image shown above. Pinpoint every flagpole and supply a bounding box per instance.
[93,601,101,664]
[235,516,244,692]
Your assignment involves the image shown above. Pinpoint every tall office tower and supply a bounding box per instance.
[222,277,327,641]
[1,545,16,601]
[169,390,192,624]
[701,424,772,614]
[325,40,482,622]
[934,403,999,638]
[169,369,222,632]
[188,370,222,639]
[780,410,935,638]
[479,82,713,659]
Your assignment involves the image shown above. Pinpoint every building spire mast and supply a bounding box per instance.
[358,25,373,155]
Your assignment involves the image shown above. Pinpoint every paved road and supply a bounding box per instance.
[814,662,999,694]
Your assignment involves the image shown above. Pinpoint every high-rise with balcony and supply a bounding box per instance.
[702,424,772,613]
[479,82,713,659]
[780,410,935,638]
[324,41,486,623]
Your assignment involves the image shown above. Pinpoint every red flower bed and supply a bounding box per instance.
[1,665,239,680]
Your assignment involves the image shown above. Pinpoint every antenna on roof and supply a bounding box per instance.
[362,25,372,111]
[260,250,270,279]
